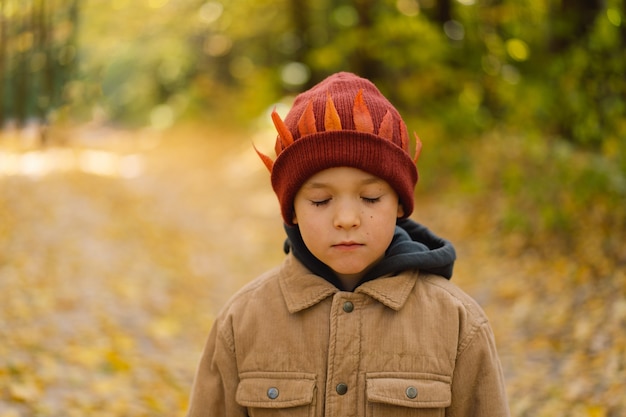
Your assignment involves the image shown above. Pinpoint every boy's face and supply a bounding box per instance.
[293,167,404,290]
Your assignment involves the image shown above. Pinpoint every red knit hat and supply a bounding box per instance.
[256,72,422,225]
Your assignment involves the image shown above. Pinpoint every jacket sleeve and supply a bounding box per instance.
[185,317,246,417]
[447,321,510,417]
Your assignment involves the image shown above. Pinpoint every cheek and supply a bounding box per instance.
[293,209,319,238]
[292,200,306,224]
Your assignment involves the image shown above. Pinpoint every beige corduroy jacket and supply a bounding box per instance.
[186,254,510,417]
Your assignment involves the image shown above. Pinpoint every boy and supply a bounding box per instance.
[186,72,509,416]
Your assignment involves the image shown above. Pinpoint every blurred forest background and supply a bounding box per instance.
[0,0,625,416]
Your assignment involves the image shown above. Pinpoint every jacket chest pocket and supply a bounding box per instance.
[236,372,317,417]
[366,373,451,417]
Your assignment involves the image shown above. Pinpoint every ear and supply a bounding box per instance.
[397,203,405,218]
[292,210,298,224]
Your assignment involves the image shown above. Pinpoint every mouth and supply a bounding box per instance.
[332,241,363,250]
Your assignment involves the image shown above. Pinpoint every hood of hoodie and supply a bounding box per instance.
[283,218,456,291]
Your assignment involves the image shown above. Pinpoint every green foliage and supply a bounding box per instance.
[3,0,624,156]
[540,7,626,150]
[446,130,626,261]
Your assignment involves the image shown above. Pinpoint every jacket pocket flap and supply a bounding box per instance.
[236,372,316,408]
[366,374,451,408]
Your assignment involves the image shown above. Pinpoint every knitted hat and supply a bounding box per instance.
[256,72,422,225]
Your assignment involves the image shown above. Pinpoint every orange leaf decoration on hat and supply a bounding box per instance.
[254,144,274,172]
[324,92,342,131]
[273,134,282,155]
[400,123,409,151]
[297,100,317,136]
[353,89,374,133]
[254,108,294,173]
[413,132,423,163]
[378,110,394,141]
[271,107,293,149]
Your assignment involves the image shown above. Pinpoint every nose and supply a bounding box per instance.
[333,200,361,229]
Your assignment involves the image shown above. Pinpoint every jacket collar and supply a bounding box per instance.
[279,254,417,313]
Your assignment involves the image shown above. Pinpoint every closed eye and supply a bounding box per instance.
[310,199,331,207]
[362,196,381,204]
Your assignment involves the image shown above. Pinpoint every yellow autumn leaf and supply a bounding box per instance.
[9,380,40,402]
[149,316,181,339]
[586,405,607,417]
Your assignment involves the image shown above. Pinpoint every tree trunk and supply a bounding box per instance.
[352,0,382,81]
[549,0,603,53]
[0,0,6,128]
[14,4,30,129]
[435,0,452,24]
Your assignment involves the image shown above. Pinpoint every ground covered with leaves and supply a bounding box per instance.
[1,127,624,416]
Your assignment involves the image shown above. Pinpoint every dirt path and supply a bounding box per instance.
[0,128,287,415]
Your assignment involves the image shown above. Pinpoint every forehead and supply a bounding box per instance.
[301,167,386,189]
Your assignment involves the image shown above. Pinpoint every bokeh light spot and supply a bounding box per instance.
[396,0,420,17]
[281,62,310,88]
[443,20,465,41]
[607,8,621,27]
[506,38,530,61]
[199,1,223,25]
[332,5,358,27]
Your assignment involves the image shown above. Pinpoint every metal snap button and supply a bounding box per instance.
[336,383,348,395]
[267,387,279,399]
[406,386,418,399]
[343,301,354,313]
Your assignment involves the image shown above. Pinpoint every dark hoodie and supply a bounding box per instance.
[284,218,456,291]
